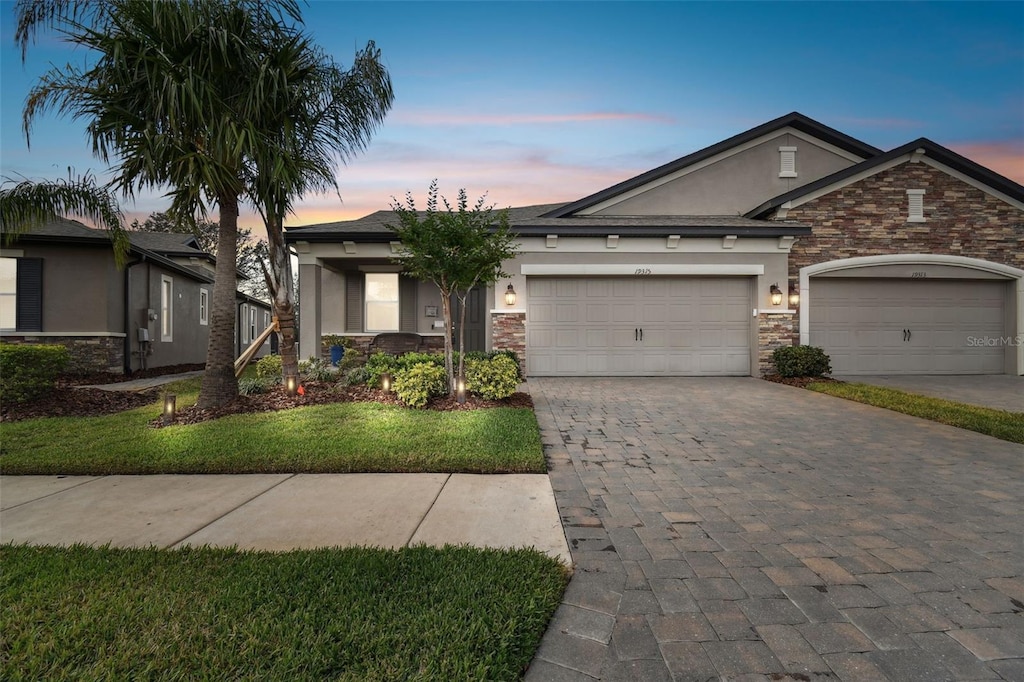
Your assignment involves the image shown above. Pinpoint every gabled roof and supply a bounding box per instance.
[127,231,204,255]
[2,219,215,283]
[542,112,884,218]
[282,203,811,241]
[745,137,1024,218]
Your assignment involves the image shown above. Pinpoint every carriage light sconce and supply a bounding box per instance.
[504,284,517,307]
[788,285,800,308]
[162,394,176,423]
[456,376,467,404]
[285,375,298,396]
[769,283,784,306]
[380,372,392,392]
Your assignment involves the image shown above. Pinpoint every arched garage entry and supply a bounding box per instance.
[799,255,1023,375]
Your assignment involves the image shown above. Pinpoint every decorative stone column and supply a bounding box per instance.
[757,312,797,375]
[491,310,526,373]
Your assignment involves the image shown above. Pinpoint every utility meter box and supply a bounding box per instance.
[138,328,150,343]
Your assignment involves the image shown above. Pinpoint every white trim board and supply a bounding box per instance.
[521,264,765,276]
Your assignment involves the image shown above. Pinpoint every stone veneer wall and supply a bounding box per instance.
[491,312,526,372]
[1,335,124,374]
[759,161,1024,373]
[781,162,1024,276]
[330,334,445,359]
[757,314,797,375]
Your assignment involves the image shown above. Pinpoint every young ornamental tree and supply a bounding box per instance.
[388,181,518,392]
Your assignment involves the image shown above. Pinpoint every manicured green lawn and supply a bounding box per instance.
[1,543,569,681]
[0,378,545,475]
[808,381,1024,444]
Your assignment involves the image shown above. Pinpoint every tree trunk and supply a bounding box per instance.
[197,193,241,409]
[440,290,454,396]
[456,290,468,380]
[265,213,299,382]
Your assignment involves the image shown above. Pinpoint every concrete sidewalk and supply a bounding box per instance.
[0,473,571,564]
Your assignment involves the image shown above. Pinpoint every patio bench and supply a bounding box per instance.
[368,332,426,355]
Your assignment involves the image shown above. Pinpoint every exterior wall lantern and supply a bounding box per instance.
[788,285,800,308]
[162,394,176,424]
[769,283,784,306]
[380,372,392,392]
[285,375,298,396]
[504,283,517,307]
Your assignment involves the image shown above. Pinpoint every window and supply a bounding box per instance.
[365,273,399,331]
[160,275,173,341]
[0,258,16,330]
[249,306,257,341]
[199,289,209,326]
[779,146,797,178]
[240,304,249,344]
[907,189,926,222]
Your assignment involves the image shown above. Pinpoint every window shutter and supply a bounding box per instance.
[399,275,417,332]
[16,258,42,332]
[779,146,797,178]
[345,273,363,332]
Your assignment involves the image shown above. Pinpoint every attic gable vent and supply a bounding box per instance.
[906,189,926,222]
[779,146,797,178]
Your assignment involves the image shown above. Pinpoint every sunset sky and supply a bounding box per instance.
[1,1,1022,236]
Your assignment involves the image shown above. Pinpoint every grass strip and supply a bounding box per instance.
[1,543,569,682]
[807,381,1024,444]
[1,380,544,475]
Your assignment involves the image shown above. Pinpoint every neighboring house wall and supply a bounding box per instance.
[587,131,862,216]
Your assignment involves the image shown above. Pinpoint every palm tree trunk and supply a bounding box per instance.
[265,213,299,382]
[197,193,241,408]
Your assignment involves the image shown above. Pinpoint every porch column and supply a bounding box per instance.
[298,262,322,361]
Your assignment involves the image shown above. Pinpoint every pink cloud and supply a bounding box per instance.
[949,142,1024,184]
[393,109,676,126]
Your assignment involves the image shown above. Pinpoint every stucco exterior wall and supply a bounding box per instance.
[591,132,860,217]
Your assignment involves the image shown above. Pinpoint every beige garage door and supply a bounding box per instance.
[526,277,751,376]
[809,278,1006,375]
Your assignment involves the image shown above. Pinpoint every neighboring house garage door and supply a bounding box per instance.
[526,277,750,376]
[809,278,1006,375]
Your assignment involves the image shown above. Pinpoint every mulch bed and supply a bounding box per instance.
[2,375,533,426]
[762,374,842,388]
[154,384,534,427]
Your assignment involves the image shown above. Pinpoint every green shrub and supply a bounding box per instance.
[238,376,274,395]
[466,354,520,400]
[299,356,335,382]
[341,365,370,386]
[393,362,448,408]
[397,352,444,370]
[489,349,523,380]
[772,345,832,378]
[365,352,398,387]
[254,354,283,382]
[0,344,70,404]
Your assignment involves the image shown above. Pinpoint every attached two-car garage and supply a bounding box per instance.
[809,278,1008,375]
[526,277,751,376]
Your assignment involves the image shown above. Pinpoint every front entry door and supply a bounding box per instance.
[452,286,485,352]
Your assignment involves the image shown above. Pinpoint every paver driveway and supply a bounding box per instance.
[526,378,1024,682]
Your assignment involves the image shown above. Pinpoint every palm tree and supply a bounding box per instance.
[0,172,129,265]
[247,38,394,385]
[17,0,302,408]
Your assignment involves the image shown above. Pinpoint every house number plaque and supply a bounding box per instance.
[634,268,653,276]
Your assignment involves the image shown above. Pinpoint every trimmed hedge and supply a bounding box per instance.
[772,345,832,378]
[393,362,448,408]
[0,344,70,404]
[466,355,519,400]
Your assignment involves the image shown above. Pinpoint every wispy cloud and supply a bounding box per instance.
[392,109,676,127]
[948,141,1024,184]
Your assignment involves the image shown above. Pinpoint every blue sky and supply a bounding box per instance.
[1,1,1022,233]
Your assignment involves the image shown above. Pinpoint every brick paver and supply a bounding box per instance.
[525,377,1024,681]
